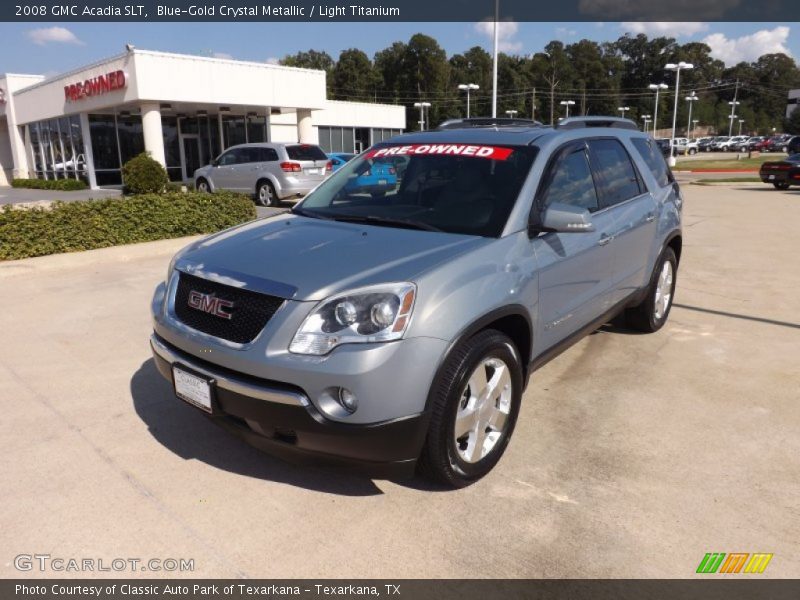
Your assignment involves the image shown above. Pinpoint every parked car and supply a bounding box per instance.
[655,137,672,157]
[714,135,749,151]
[194,143,332,206]
[746,136,766,151]
[762,134,793,153]
[759,153,800,189]
[697,137,716,152]
[673,138,699,155]
[328,153,356,172]
[152,116,682,487]
[342,156,399,197]
[786,135,800,155]
[710,136,731,151]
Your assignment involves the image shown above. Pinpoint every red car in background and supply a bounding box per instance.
[761,134,793,153]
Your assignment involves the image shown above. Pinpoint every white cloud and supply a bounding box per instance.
[620,22,709,38]
[556,27,578,37]
[26,27,84,46]
[474,20,523,53]
[212,52,233,60]
[265,57,281,65]
[703,26,792,64]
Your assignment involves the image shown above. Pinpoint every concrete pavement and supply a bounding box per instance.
[1,185,798,578]
[0,186,120,205]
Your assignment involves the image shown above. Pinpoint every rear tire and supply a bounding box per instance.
[256,180,277,207]
[774,182,790,190]
[624,247,678,333]
[688,148,697,155]
[418,330,523,488]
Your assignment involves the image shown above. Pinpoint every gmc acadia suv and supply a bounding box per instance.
[151,116,683,487]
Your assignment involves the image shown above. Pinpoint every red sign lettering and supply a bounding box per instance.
[63,70,127,102]
[365,144,514,161]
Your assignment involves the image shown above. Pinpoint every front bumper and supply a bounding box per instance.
[150,334,428,477]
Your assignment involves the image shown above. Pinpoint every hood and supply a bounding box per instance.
[175,213,488,301]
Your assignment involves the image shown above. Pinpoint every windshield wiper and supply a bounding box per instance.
[291,207,334,220]
[330,214,443,232]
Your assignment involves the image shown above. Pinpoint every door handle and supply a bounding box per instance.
[645,213,656,223]
[597,234,614,246]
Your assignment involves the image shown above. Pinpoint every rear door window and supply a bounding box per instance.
[587,139,644,208]
[631,137,674,188]
[286,144,328,161]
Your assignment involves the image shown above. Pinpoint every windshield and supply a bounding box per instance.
[295,143,537,237]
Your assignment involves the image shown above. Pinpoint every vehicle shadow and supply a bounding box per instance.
[130,358,386,496]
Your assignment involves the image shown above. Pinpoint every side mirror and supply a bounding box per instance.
[211,159,219,167]
[535,202,595,234]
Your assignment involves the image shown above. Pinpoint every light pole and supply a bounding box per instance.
[560,100,575,118]
[738,119,745,136]
[618,106,630,119]
[648,83,668,136]
[641,114,652,133]
[413,101,431,130]
[505,109,518,118]
[692,119,699,138]
[727,100,740,136]
[458,83,480,118]
[685,92,699,138]
[491,0,499,118]
[665,62,694,166]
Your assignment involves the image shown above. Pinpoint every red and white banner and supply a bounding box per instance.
[365,144,513,161]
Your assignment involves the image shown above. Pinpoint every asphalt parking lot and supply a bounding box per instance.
[1,183,798,578]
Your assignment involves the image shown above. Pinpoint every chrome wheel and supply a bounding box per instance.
[454,357,513,464]
[258,183,275,206]
[197,180,209,193]
[654,260,674,320]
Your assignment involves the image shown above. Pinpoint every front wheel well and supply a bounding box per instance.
[477,314,532,373]
[667,234,683,265]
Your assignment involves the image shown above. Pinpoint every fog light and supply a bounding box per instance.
[338,388,358,413]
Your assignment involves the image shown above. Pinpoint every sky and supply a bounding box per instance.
[0,21,797,77]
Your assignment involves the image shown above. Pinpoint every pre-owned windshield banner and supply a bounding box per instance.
[365,144,514,161]
[4,0,799,22]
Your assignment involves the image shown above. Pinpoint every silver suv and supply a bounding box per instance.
[151,117,683,487]
[194,142,331,206]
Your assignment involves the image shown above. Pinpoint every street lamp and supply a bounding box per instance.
[727,101,740,136]
[641,114,652,134]
[665,61,694,166]
[692,119,699,138]
[648,83,668,135]
[618,106,630,118]
[458,83,480,118]
[413,101,431,130]
[560,100,576,118]
[738,119,745,136]
[685,92,699,139]
[505,109,518,118]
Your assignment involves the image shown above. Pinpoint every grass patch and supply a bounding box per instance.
[0,191,256,261]
[675,155,787,171]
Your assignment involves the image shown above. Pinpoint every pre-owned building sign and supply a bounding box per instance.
[64,71,126,102]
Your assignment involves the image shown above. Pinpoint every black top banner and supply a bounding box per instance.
[2,0,797,22]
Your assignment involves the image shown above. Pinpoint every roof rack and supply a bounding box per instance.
[437,117,543,130]
[556,116,639,131]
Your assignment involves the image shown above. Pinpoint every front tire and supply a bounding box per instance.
[418,330,523,488]
[624,247,678,333]
[196,178,210,193]
[256,180,277,207]
[688,148,697,155]
[774,181,790,190]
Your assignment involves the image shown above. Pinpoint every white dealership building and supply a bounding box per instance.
[0,48,405,188]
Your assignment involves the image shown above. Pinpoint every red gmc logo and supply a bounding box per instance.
[64,70,127,102]
[188,291,234,320]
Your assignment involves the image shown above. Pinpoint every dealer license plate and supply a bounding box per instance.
[173,365,213,413]
[305,168,321,175]
[769,174,775,180]
[378,179,387,185]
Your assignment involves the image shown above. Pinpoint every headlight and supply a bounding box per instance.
[166,255,178,285]
[289,283,416,355]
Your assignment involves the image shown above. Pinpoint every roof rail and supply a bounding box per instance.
[437,117,543,130]
[556,116,639,131]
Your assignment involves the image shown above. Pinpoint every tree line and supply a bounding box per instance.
[280,32,800,136]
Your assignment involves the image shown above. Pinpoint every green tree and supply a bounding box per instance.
[280,50,335,94]
[331,49,380,102]
[400,34,450,129]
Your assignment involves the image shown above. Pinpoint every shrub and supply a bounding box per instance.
[0,191,256,261]
[11,178,88,191]
[121,152,169,194]
[165,181,184,193]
